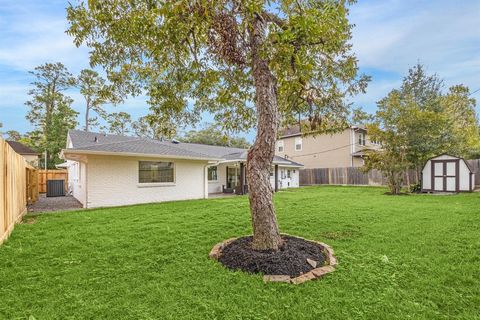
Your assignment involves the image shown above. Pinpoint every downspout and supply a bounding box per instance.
[350,128,354,167]
[84,160,88,209]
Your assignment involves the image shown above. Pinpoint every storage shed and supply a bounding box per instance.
[421,154,474,192]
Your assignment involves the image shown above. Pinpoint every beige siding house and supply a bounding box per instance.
[275,124,379,169]
[62,130,302,208]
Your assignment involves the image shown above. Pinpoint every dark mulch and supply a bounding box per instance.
[218,235,326,277]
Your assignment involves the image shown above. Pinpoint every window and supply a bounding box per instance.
[287,170,291,178]
[295,137,302,151]
[281,169,286,179]
[358,132,366,146]
[208,166,218,181]
[139,161,174,183]
[277,140,284,153]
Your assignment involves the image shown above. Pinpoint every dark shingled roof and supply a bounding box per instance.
[278,122,367,138]
[66,130,303,166]
[278,123,303,138]
[6,141,39,155]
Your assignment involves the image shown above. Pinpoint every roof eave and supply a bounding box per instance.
[278,133,302,139]
[61,149,223,162]
[219,158,303,167]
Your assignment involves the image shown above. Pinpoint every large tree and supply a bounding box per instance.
[67,0,368,250]
[4,130,22,141]
[77,69,119,132]
[25,62,78,167]
[442,85,480,158]
[181,124,250,148]
[365,65,480,192]
[132,114,177,139]
[107,112,132,135]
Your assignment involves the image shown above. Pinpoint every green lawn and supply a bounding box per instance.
[1,186,479,319]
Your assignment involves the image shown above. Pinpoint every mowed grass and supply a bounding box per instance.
[1,186,479,320]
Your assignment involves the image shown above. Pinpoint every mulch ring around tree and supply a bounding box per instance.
[209,235,337,284]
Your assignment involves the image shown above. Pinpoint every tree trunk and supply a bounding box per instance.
[246,14,282,251]
[85,99,90,132]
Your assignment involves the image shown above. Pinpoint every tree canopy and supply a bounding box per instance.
[365,64,480,193]
[67,0,368,133]
[25,62,78,167]
[77,69,120,131]
[4,130,22,142]
[107,112,132,135]
[67,0,368,250]
[180,124,251,148]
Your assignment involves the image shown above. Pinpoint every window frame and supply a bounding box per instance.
[277,140,284,153]
[358,132,366,146]
[138,160,175,185]
[208,166,218,182]
[294,137,302,151]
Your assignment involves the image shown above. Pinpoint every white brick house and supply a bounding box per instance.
[62,130,303,208]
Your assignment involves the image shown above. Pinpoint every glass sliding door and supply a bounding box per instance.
[227,166,240,189]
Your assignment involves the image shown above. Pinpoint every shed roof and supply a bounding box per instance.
[423,153,475,173]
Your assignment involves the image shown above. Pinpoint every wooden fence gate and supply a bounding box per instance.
[38,169,68,194]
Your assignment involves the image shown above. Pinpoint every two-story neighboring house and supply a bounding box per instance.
[275,124,379,169]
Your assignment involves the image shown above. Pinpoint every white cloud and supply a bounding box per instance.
[0,2,90,72]
[350,0,480,83]
[348,0,480,111]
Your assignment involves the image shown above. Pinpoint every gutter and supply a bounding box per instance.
[218,159,303,168]
[61,149,223,162]
[278,133,302,139]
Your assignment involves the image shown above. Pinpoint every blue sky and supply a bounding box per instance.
[0,0,479,142]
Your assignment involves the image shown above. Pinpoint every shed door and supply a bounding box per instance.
[432,160,457,192]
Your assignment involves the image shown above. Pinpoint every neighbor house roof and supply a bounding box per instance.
[278,121,366,139]
[63,130,303,167]
[6,141,39,155]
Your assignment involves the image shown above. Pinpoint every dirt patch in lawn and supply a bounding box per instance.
[217,235,327,277]
[22,217,37,224]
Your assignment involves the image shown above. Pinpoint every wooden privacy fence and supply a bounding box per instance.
[300,167,418,186]
[38,169,68,193]
[1,138,39,245]
[300,160,480,187]
[466,159,480,186]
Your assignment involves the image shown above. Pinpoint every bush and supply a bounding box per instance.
[409,183,421,193]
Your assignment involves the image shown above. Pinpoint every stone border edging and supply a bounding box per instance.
[208,234,337,285]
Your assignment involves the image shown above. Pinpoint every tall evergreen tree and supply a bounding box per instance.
[25,62,78,167]
[77,69,119,131]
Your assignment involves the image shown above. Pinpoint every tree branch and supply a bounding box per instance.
[260,11,287,30]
